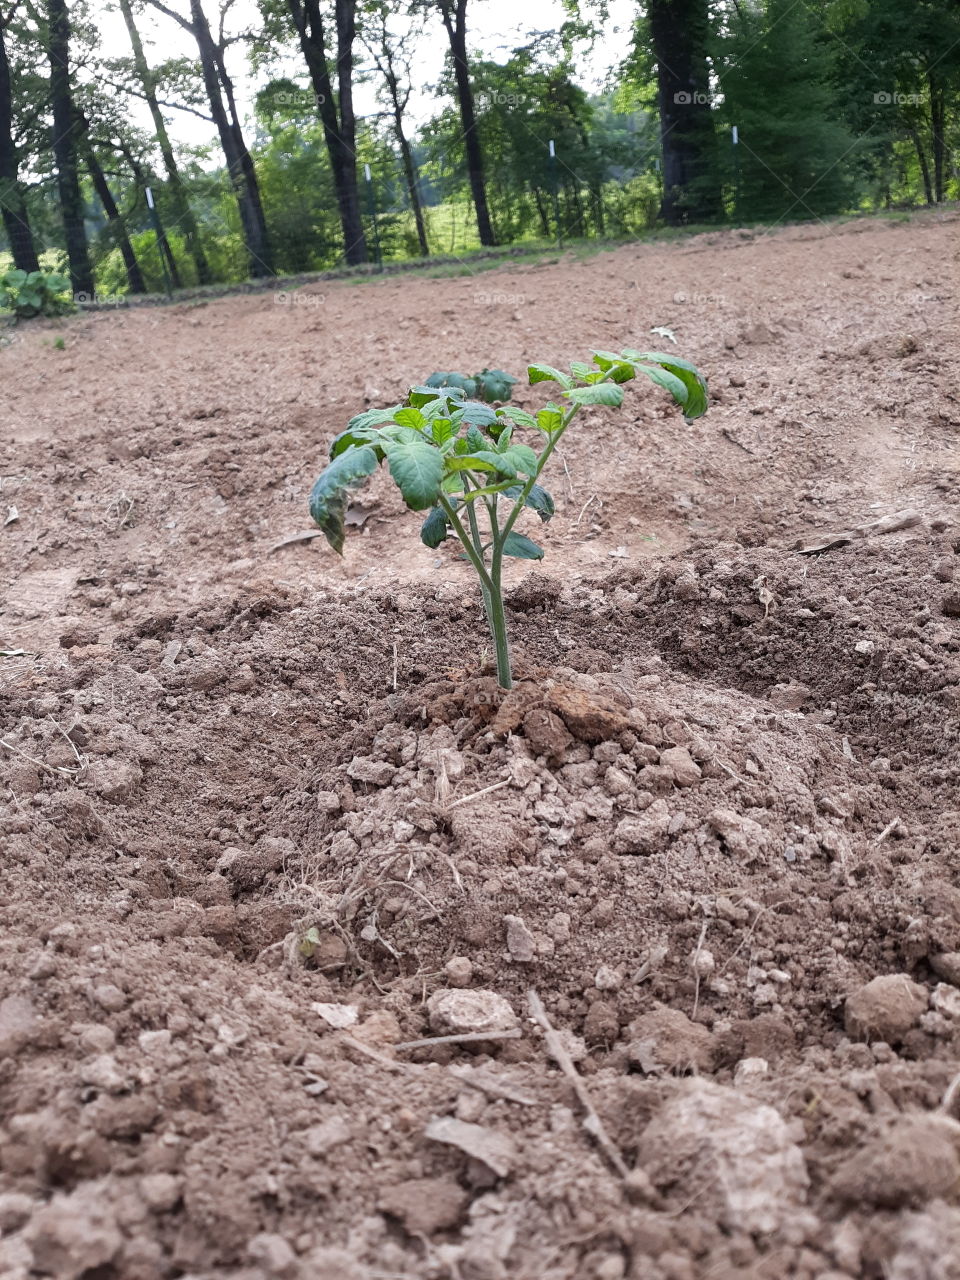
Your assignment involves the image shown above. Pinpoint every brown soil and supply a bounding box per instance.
[2,210,960,1280]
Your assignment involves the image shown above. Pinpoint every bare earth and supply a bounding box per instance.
[2,210,960,1280]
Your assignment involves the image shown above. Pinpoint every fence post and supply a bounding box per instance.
[145,186,173,299]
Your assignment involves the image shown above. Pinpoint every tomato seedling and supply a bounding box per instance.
[309,348,708,689]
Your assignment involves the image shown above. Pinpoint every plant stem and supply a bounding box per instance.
[440,487,513,689]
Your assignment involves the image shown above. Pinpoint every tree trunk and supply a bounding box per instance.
[118,0,211,283]
[648,0,723,225]
[929,70,945,203]
[532,186,550,236]
[909,127,934,204]
[188,0,272,276]
[48,0,94,296]
[438,0,495,246]
[82,140,147,293]
[0,21,40,272]
[289,0,367,265]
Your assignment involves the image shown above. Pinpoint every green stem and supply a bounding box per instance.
[441,487,513,689]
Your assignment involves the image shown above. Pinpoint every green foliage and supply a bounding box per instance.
[425,369,518,403]
[0,269,73,319]
[717,0,857,220]
[309,347,708,688]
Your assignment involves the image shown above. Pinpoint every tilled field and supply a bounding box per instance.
[1,210,960,1280]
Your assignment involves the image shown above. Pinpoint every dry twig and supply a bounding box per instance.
[527,988,628,1179]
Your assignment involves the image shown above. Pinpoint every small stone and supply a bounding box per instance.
[25,1189,122,1278]
[504,915,536,963]
[637,1080,808,1234]
[77,1024,115,1054]
[659,746,701,787]
[708,808,767,858]
[733,1057,770,1087]
[942,591,960,618]
[931,983,960,1019]
[315,790,341,813]
[345,757,396,786]
[689,948,716,979]
[584,999,619,1044]
[304,1116,352,1155]
[613,800,672,855]
[0,1192,35,1232]
[931,953,960,986]
[854,639,875,655]
[138,1029,173,1055]
[844,974,927,1042]
[444,956,474,988]
[0,995,37,1058]
[628,1005,715,1075]
[424,1115,517,1177]
[379,1177,469,1235]
[766,682,811,712]
[139,1174,181,1213]
[830,1116,960,1208]
[312,1002,358,1029]
[87,759,142,803]
[595,965,622,991]
[247,1232,298,1277]
[427,988,518,1037]
[91,983,127,1013]
[79,1054,128,1093]
[546,1027,588,1065]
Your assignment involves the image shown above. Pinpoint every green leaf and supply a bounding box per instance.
[346,406,401,433]
[625,350,709,420]
[570,361,595,381]
[445,455,499,474]
[536,405,565,433]
[410,383,467,409]
[383,438,444,510]
[474,369,518,402]
[497,405,538,430]
[498,443,538,475]
[592,351,637,383]
[309,445,379,554]
[528,363,573,390]
[329,426,384,460]
[458,401,499,428]
[424,372,477,398]
[394,406,427,431]
[420,505,449,548]
[633,364,689,407]
[463,425,487,453]
[504,483,555,522]
[431,418,457,446]
[564,383,625,408]
[467,449,517,476]
[502,532,544,560]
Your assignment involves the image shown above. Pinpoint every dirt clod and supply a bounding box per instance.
[844,974,929,1042]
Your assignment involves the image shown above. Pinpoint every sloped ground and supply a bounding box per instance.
[1,210,959,1279]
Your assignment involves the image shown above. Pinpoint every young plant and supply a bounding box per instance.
[309,348,708,689]
[0,268,73,319]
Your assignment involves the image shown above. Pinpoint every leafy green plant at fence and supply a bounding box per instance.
[0,269,74,319]
[309,348,708,689]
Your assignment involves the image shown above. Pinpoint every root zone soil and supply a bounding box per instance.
[2,213,960,1280]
